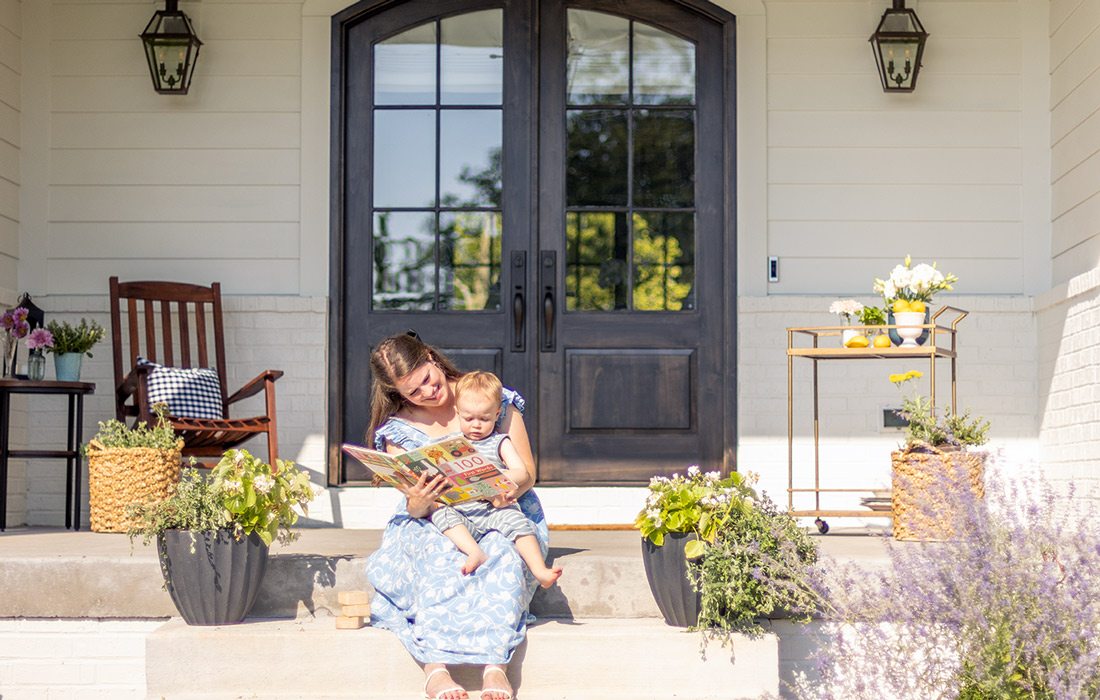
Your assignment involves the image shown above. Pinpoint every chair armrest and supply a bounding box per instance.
[116,364,152,402]
[227,370,284,405]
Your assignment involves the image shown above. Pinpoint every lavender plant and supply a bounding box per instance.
[792,462,1100,700]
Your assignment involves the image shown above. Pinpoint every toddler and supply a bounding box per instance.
[430,371,563,588]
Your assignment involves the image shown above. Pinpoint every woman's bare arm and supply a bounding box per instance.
[498,405,536,494]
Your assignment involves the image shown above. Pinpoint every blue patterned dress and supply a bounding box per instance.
[366,389,550,665]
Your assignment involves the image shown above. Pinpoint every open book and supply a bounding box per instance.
[341,435,517,505]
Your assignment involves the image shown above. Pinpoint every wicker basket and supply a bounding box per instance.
[87,439,182,533]
[891,444,986,541]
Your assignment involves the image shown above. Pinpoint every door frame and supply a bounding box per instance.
[327,0,738,486]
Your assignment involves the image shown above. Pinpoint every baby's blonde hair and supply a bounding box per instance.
[454,370,503,407]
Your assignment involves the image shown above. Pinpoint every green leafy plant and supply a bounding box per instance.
[891,370,990,449]
[128,449,315,548]
[857,305,887,327]
[126,467,229,548]
[46,318,105,357]
[636,466,758,559]
[692,493,818,637]
[89,403,180,451]
[210,449,315,546]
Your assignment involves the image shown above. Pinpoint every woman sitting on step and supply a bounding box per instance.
[365,331,549,700]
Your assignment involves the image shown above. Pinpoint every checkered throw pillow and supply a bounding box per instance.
[138,358,224,420]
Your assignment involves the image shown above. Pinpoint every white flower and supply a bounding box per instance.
[705,471,720,481]
[686,465,700,477]
[234,450,245,466]
[828,299,864,318]
[223,479,243,495]
[253,474,275,494]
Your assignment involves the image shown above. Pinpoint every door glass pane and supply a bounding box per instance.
[441,10,503,105]
[375,22,436,105]
[634,110,694,208]
[566,10,628,105]
[632,212,695,311]
[373,212,436,310]
[440,211,502,310]
[566,109,628,206]
[565,211,628,311]
[440,110,502,207]
[633,23,695,105]
[373,110,436,208]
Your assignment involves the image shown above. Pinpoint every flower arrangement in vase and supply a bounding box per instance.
[873,255,958,347]
[25,328,53,381]
[45,318,105,381]
[829,299,866,347]
[0,307,30,377]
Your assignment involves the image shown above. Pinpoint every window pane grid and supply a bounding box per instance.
[565,11,696,313]
[371,13,504,312]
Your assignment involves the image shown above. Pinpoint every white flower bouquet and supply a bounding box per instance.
[828,299,865,324]
[873,255,957,305]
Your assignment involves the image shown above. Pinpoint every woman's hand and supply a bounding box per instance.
[488,490,518,509]
[403,472,451,518]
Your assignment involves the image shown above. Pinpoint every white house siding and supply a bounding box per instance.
[1,0,19,301]
[1036,0,1100,495]
[3,0,1081,526]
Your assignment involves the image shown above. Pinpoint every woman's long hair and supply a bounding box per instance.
[366,332,462,448]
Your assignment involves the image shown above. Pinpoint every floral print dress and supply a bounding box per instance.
[366,389,549,664]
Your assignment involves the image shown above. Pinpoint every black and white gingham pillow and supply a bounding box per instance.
[138,358,224,420]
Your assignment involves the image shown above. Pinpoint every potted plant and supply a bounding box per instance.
[889,370,990,540]
[857,304,891,348]
[46,318,105,381]
[127,449,315,625]
[635,467,759,626]
[86,402,182,533]
[873,255,958,347]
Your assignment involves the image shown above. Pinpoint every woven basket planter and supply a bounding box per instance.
[87,439,182,533]
[891,444,986,541]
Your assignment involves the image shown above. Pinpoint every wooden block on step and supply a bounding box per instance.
[341,603,372,617]
[337,590,371,606]
[335,615,365,630]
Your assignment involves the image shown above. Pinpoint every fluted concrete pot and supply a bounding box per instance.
[641,531,702,627]
[158,529,269,626]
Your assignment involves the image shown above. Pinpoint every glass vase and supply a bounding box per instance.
[2,335,15,378]
[27,350,46,381]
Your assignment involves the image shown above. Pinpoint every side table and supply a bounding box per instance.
[0,379,96,531]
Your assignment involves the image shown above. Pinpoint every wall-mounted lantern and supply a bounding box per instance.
[140,0,203,95]
[869,0,928,92]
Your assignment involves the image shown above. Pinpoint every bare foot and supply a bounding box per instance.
[532,564,563,589]
[424,666,468,700]
[480,665,513,700]
[462,549,488,575]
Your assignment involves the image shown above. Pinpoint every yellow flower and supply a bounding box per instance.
[889,370,924,385]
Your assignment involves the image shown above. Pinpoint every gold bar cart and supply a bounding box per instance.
[786,306,968,533]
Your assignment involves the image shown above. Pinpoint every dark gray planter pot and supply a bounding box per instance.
[641,531,702,627]
[158,529,269,626]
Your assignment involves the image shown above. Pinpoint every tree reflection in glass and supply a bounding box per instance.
[440,211,502,311]
[566,212,628,311]
[373,211,436,310]
[633,212,694,311]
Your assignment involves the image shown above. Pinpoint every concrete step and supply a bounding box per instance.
[145,617,780,699]
[0,529,662,620]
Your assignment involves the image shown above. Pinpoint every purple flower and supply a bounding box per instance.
[26,328,53,351]
[12,307,27,322]
[0,310,12,330]
[11,319,29,339]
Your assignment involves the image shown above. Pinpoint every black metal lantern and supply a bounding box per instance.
[140,0,203,95]
[870,0,929,92]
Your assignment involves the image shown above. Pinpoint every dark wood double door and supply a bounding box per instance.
[330,0,735,485]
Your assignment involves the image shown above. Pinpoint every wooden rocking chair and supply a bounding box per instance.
[109,277,283,467]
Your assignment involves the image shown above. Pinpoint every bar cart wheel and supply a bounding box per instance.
[814,518,830,535]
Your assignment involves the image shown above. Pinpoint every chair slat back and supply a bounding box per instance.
[109,277,229,419]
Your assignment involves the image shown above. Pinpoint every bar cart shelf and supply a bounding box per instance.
[786,306,968,533]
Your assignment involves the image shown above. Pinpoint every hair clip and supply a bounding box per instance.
[405,329,419,340]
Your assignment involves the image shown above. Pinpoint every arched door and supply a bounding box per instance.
[330,0,735,485]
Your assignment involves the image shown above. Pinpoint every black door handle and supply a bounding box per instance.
[539,251,556,352]
[511,252,526,352]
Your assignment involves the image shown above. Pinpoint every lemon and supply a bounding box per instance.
[909,300,926,313]
[845,334,870,348]
[892,299,911,313]
[873,334,892,348]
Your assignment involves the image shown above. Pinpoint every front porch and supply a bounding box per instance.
[0,525,888,699]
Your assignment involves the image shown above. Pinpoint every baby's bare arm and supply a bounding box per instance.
[498,438,531,489]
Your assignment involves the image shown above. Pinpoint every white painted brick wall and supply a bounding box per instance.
[5,293,1051,528]
[0,619,161,699]
[1037,268,1100,497]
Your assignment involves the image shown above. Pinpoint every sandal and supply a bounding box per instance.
[479,666,514,700]
[423,667,468,700]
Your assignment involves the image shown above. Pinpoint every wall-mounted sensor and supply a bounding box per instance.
[768,256,779,282]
